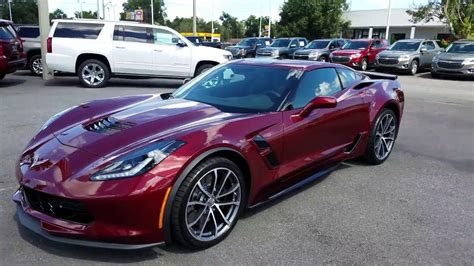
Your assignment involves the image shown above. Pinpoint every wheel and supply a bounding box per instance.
[318,55,328,62]
[77,59,110,88]
[171,157,246,249]
[360,58,368,71]
[244,53,255,58]
[195,64,214,77]
[364,109,398,165]
[28,54,43,76]
[431,71,440,79]
[408,60,418,75]
[0,73,5,80]
[279,54,287,59]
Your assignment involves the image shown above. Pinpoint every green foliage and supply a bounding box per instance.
[406,0,473,39]
[121,0,166,25]
[277,0,350,39]
[75,11,98,19]
[242,15,272,37]
[220,12,244,40]
[0,0,38,24]
[50,9,68,20]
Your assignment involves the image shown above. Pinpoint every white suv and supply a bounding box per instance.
[46,20,233,88]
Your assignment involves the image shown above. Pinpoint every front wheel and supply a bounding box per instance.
[195,64,214,77]
[409,60,419,75]
[77,59,110,88]
[318,55,328,62]
[171,157,246,249]
[364,109,398,164]
[360,58,368,71]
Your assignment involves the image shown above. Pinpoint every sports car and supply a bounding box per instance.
[13,59,404,249]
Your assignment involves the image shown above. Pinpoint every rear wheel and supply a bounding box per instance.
[77,59,110,88]
[364,109,398,164]
[195,64,214,77]
[318,55,328,62]
[171,157,246,249]
[360,58,368,71]
[28,54,43,76]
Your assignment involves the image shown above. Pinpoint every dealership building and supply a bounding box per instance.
[343,8,451,42]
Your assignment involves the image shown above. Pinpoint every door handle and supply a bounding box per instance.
[115,46,125,49]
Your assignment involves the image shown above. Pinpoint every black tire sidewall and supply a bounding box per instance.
[364,108,398,165]
[77,59,110,88]
[172,157,247,249]
[195,64,214,77]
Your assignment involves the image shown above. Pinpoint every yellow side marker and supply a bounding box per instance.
[158,187,172,229]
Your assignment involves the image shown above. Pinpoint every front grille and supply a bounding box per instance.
[331,56,350,63]
[378,58,399,65]
[257,52,271,56]
[437,60,463,69]
[293,54,309,60]
[23,187,94,224]
[84,117,134,134]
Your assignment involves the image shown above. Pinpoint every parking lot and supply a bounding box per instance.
[0,71,472,264]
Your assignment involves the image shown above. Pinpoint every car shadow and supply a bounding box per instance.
[416,72,474,81]
[0,78,26,88]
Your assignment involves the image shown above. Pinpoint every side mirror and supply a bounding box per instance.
[291,96,337,122]
[176,39,187,47]
[420,47,427,53]
[183,78,191,84]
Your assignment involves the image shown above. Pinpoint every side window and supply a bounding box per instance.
[291,68,342,109]
[426,41,436,50]
[256,39,265,46]
[329,40,337,49]
[290,39,298,47]
[265,39,271,46]
[113,25,123,41]
[53,23,104,39]
[18,27,40,38]
[339,40,346,47]
[123,26,150,43]
[372,40,383,48]
[153,28,180,45]
[337,68,358,89]
[299,39,307,47]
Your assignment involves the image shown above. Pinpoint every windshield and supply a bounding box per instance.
[173,64,303,113]
[306,40,329,49]
[343,41,369,50]
[446,43,474,54]
[238,38,256,46]
[390,41,421,51]
[271,39,291,48]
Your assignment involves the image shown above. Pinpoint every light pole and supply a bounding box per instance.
[211,0,214,40]
[97,0,100,19]
[192,0,197,36]
[38,0,53,80]
[77,0,84,19]
[385,0,392,41]
[8,0,12,21]
[151,0,154,24]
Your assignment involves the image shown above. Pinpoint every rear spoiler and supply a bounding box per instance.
[359,71,398,80]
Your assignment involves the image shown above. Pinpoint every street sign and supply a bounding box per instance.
[135,9,143,21]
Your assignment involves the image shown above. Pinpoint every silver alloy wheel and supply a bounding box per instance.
[318,56,328,62]
[185,167,241,242]
[374,113,396,160]
[411,61,418,75]
[32,58,43,75]
[361,59,368,70]
[81,63,105,86]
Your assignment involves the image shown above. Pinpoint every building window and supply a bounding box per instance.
[391,33,406,42]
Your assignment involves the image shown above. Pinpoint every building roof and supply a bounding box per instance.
[343,8,447,28]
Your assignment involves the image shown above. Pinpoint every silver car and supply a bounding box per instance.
[16,25,42,75]
[431,40,474,78]
[375,39,443,75]
[293,39,346,62]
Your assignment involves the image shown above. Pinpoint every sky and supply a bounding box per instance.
[49,0,428,21]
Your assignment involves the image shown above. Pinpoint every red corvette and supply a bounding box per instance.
[13,59,404,249]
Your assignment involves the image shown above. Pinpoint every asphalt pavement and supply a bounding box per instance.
[0,71,472,265]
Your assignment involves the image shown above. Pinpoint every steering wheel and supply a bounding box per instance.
[263,91,281,102]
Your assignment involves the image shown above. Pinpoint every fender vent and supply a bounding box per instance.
[253,135,280,167]
[84,117,134,134]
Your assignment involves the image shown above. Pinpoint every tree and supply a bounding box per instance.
[74,11,98,19]
[121,0,167,25]
[50,9,68,20]
[219,12,244,40]
[0,0,38,24]
[166,17,218,33]
[277,0,350,39]
[406,0,473,39]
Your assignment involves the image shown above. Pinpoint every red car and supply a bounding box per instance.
[330,39,389,71]
[0,20,26,80]
[13,59,404,249]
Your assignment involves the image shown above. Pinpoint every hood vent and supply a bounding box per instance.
[84,117,134,134]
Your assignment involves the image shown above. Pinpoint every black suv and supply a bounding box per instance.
[293,38,347,62]
[256,37,308,59]
[225,37,272,59]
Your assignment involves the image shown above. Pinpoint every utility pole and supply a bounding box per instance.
[385,0,392,41]
[151,0,154,24]
[37,0,53,80]
[268,1,271,38]
[8,0,12,21]
[102,0,106,20]
[192,0,197,36]
[259,17,262,37]
[78,0,84,19]
[211,0,214,40]
[97,0,100,19]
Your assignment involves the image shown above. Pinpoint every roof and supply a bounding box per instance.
[343,8,447,28]
[52,19,140,25]
[233,58,341,71]
[0,19,13,26]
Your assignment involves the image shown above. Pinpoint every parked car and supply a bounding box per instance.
[330,39,389,70]
[431,40,474,78]
[16,25,42,75]
[293,38,347,62]
[225,37,272,59]
[13,59,404,249]
[256,37,308,59]
[0,20,26,80]
[375,39,443,75]
[186,36,223,49]
[46,20,233,88]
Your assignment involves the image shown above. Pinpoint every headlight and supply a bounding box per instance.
[399,55,410,61]
[271,50,279,56]
[223,54,233,60]
[308,51,319,58]
[41,106,76,130]
[350,53,361,59]
[91,140,186,181]
[240,49,246,55]
[463,58,474,65]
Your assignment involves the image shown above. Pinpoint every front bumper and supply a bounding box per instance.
[432,63,474,76]
[375,59,412,70]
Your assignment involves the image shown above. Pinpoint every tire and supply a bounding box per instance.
[28,54,43,76]
[171,157,246,249]
[408,60,418,76]
[0,73,5,80]
[364,108,398,165]
[244,53,255,58]
[195,64,214,77]
[318,55,328,62]
[280,54,287,59]
[360,58,368,71]
[77,59,110,88]
[431,71,440,79]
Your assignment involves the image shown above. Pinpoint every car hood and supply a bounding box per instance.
[378,50,416,57]
[332,49,365,55]
[437,52,474,61]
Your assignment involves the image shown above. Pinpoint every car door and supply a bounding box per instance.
[151,28,192,77]
[279,67,368,178]
[112,25,154,75]
[419,41,433,67]
[424,41,438,67]
[368,40,383,64]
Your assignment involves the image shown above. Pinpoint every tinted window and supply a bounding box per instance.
[53,23,104,39]
[173,64,302,113]
[0,26,15,40]
[426,41,436,50]
[337,68,358,88]
[153,28,180,45]
[123,26,149,43]
[238,38,256,46]
[18,27,40,38]
[271,39,291,47]
[299,39,307,47]
[446,42,474,54]
[306,40,330,49]
[390,41,421,51]
[291,68,342,109]
[372,40,383,48]
[290,39,299,47]
[338,40,346,47]
[113,25,123,40]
